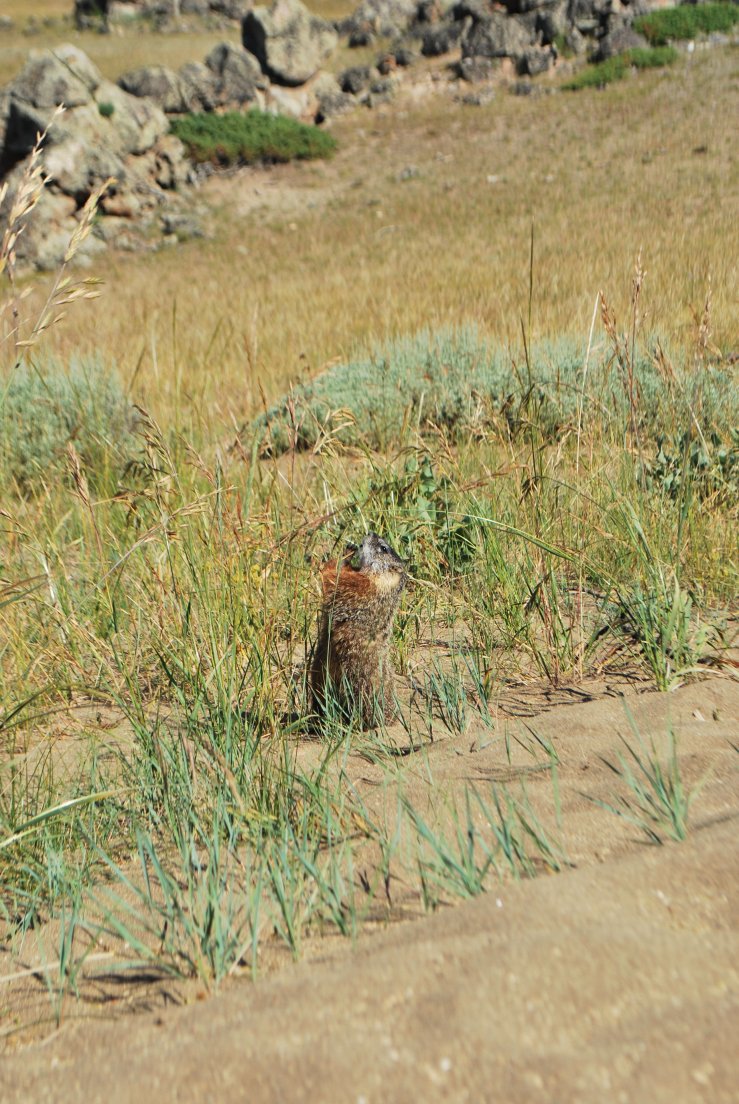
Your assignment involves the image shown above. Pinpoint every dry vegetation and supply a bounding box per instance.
[0,12,738,1048]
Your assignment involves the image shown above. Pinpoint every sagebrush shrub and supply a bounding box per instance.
[250,328,738,456]
[0,358,135,491]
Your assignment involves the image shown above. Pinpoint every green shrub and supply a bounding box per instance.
[640,429,739,503]
[249,328,738,456]
[563,46,678,90]
[635,3,739,46]
[170,111,337,167]
[0,358,135,492]
[98,101,115,119]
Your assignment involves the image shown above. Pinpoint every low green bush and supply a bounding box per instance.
[0,358,135,492]
[249,328,738,456]
[635,3,739,46]
[170,111,337,167]
[563,45,678,90]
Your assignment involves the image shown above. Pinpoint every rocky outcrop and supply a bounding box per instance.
[242,0,339,86]
[118,42,267,113]
[0,44,198,270]
[340,0,420,44]
[74,0,251,30]
[338,0,677,79]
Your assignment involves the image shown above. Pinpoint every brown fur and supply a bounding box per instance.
[310,533,406,729]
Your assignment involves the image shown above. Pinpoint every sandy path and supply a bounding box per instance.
[4,679,738,1104]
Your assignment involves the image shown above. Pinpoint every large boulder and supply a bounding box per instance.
[118,65,191,114]
[421,18,466,56]
[9,43,101,110]
[462,12,535,64]
[205,41,267,101]
[242,0,339,86]
[340,0,419,43]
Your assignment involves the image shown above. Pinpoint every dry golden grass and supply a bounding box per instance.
[0,0,357,83]
[8,47,736,432]
[0,4,243,84]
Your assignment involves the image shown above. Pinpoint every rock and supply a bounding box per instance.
[313,72,355,121]
[178,62,219,111]
[499,0,560,12]
[462,12,535,64]
[161,210,205,239]
[376,44,418,72]
[421,19,465,56]
[536,3,568,44]
[341,0,419,43]
[265,82,316,120]
[416,0,446,23]
[74,0,110,30]
[242,0,338,87]
[10,44,101,110]
[564,25,587,53]
[205,41,267,102]
[457,54,496,81]
[367,76,396,106]
[101,189,142,218]
[43,137,126,200]
[0,169,102,270]
[75,0,253,28]
[1,98,65,174]
[339,65,377,94]
[596,24,648,60]
[118,66,190,113]
[151,133,193,188]
[91,87,169,156]
[521,45,556,73]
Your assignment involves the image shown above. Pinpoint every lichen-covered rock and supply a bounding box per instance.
[10,43,101,109]
[205,41,267,101]
[313,72,355,121]
[421,19,465,56]
[242,0,338,87]
[520,44,556,74]
[462,12,535,64]
[118,66,190,114]
[341,0,419,42]
[339,65,377,95]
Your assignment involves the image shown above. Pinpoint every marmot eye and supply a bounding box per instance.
[379,542,389,554]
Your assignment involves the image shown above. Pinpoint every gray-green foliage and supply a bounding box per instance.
[1,358,135,491]
[251,329,738,456]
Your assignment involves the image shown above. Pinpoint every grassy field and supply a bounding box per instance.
[0,16,738,1038]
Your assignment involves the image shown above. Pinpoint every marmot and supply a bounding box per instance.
[310,532,406,729]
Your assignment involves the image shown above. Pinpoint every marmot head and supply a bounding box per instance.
[354,532,405,576]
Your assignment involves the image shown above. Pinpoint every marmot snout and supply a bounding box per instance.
[310,532,406,729]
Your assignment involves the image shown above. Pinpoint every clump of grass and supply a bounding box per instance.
[407,776,568,909]
[170,111,337,167]
[588,706,701,843]
[614,571,718,691]
[563,46,678,91]
[635,3,739,46]
[0,357,136,492]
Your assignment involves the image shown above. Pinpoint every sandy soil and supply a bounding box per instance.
[3,675,738,1102]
